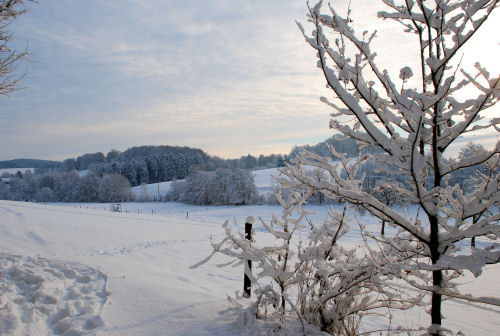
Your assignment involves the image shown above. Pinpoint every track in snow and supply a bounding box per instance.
[0,253,109,336]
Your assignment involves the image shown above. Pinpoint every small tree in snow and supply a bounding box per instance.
[287,0,500,334]
[196,184,420,335]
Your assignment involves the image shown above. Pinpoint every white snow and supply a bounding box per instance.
[0,200,499,335]
[77,170,90,177]
[131,181,173,200]
[0,253,107,335]
[252,168,280,189]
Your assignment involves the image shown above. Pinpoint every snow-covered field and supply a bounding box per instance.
[131,181,173,200]
[0,200,499,335]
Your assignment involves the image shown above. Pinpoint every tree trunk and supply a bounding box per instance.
[429,215,442,333]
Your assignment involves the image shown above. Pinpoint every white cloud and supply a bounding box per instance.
[1,0,498,160]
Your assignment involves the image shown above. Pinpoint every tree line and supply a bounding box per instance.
[0,167,262,206]
[0,171,133,203]
[2,135,375,189]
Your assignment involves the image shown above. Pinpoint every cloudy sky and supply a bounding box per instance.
[1,0,498,161]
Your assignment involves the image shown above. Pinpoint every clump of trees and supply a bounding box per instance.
[198,0,500,335]
[168,168,259,205]
[0,171,133,203]
[62,146,287,188]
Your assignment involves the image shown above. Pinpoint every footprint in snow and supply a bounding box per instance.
[0,252,109,336]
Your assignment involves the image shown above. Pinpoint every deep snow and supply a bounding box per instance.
[0,200,499,335]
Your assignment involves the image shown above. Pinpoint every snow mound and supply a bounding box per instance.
[0,253,109,336]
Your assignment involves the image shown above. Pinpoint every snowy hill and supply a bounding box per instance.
[131,181,173,200]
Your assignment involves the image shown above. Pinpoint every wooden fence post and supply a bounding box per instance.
[243,216,255,298]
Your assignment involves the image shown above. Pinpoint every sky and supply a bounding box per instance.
[1,0,498,161]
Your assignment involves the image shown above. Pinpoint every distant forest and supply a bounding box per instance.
[1,135,371,187]
[0,137,486,207]
[0,159,61,169]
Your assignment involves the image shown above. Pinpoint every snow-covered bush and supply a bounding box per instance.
[196,187,418,335]
[98,174,134,202]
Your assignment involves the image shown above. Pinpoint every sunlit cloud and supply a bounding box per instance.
[1,0,498,161]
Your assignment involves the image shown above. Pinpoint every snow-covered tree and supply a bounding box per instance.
[0,181,10,199]
[0,0,32,95]
[183,169,212,205]
[105,149,121,162]
[167,179,187,202]
[7,177,24,201]
[283,1,500,334]
[36,186,55,202]
[455,142,489,192]
[120,161,137,186]
[77,173,101,202]
[21,170,38,201]
[135,160,149,186]
[181,168,259,205]
[221,168,259,205]
[62,158,77,172]
[98,174,133,202]
[54,171,80,202]
[38,173,57,190]
[145,155,160,184]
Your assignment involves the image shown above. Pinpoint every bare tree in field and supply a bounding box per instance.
[288,0,500,334]
[0,0,31,96]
